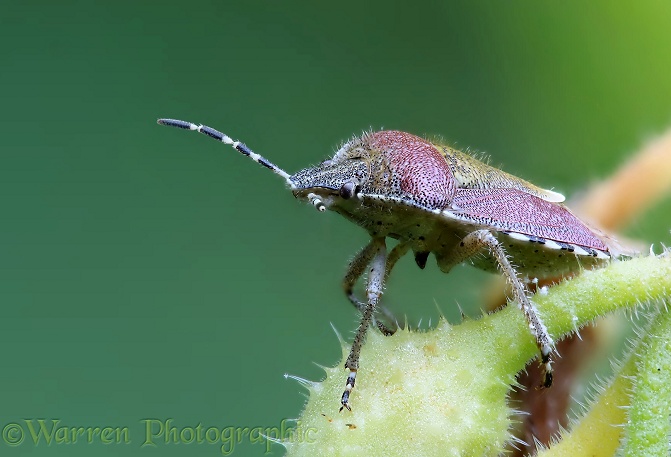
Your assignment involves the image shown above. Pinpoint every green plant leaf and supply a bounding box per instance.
[284,254,671,457]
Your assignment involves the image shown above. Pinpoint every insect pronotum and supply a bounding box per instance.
[157,119,614,412]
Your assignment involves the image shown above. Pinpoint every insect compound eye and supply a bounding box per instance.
[339,181,360,200]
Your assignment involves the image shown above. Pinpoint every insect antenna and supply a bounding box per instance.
[157,118,294,186]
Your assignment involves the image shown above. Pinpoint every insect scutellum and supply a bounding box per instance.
[158,118,614,412]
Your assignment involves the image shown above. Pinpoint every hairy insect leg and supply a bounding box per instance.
[343,241,409,335]
[450,230,555,388]
[378,241,411,331]
[340,237,387,412]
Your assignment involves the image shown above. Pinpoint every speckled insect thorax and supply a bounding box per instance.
[291,130,611,278]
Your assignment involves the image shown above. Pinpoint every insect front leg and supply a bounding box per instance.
[340,237,387,412]
[343,241,409,335]
[449,229,555,388]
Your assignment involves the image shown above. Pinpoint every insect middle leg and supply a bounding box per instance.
[340,237,387,412]
[443,229,555,388]
[343,240,410,336]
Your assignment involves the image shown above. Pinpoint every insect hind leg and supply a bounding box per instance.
[446,229,555,388]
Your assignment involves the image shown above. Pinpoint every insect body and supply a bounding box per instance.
[157,119,613,412]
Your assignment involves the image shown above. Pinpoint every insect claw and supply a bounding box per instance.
[340,369,357,412]
[540,351,554,388]
[538,370,553,389]
[340,391,352,412]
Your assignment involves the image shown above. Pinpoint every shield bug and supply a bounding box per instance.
[157,119,616,412]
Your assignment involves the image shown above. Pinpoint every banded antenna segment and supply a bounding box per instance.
[157,118,294,186]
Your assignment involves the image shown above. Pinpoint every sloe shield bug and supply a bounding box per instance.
[157,119,615,412]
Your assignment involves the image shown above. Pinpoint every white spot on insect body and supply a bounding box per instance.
[572,246,589,256]
[595,249,610,260]
[507,232,532,242]
[544,240,562,250]
[541,189,566,203]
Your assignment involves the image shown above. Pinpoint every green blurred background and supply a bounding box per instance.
[1,1,670,455]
